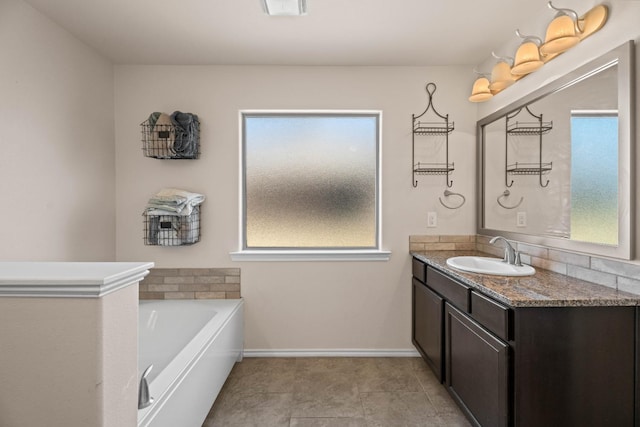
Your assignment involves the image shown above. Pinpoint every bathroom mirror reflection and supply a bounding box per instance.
[478,41,634,259]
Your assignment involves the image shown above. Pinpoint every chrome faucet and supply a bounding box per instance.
[489,236,521,266]
[138,364,154,410]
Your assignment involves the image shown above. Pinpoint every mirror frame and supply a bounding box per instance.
[477,41,635,259]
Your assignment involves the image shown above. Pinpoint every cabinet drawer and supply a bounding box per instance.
[471,291,511,341]
[412,257,426,283]
[427,266,469,311]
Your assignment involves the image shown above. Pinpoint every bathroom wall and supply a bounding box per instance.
[115,66,477,352]
[476,0,640,261]
[0,0,115,261]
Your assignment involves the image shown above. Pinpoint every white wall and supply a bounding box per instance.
[0,0,115,261]
[115,66,477,351]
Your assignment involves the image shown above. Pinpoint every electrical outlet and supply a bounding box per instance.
[517,211,527,227]
[427,211,437,228]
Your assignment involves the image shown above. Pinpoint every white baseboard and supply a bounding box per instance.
[242,348,421,358]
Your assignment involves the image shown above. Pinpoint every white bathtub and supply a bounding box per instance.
[137,299,244,427]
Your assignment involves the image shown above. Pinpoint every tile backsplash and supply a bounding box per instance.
[410,234,640,295]
[139,268,241,300]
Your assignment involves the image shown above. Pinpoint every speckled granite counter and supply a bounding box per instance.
[412,250,640,307]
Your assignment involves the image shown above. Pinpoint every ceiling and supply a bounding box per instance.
[24,0,546,66]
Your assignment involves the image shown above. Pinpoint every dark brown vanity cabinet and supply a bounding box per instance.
[411,256,637,426]
[445,303,509,427]
[411,257,444,381]
[412,278,444,381]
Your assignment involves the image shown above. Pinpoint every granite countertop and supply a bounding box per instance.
[412,250,640,307]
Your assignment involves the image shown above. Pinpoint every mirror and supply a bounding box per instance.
[478,41,634,259]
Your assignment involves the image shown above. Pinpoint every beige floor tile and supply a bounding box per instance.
[412,362,469,417]
[204,392,292,427]
[437,412,473,427]
[295,357,359,375]
[291,382,364,418]
[289,417,368,427]
[224,358,296,394]
[361,391,443,427]
[352,357,423,392]
[203,357,470,427]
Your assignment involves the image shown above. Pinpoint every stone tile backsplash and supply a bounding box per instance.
[139,268,241,300]
[410,234,640,295]
[409,235,476,252]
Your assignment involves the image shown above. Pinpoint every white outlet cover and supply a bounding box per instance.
[517,211,527,227]
[427,211,437,228]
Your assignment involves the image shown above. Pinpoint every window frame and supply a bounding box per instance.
[230,110,390,262]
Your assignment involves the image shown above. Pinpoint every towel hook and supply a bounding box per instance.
[438,189,466,210]
[497,189,524,209]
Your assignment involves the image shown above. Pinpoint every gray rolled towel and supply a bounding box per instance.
[170,111,199,158]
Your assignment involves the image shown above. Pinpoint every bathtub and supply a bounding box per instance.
[137,299,244,427]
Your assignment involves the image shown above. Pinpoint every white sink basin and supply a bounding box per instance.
[446,256,535,277]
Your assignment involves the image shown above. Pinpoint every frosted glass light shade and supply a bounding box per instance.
[489,62,515,92]
[540,15,580,55]
[469,77,493,102]
[512,42,544,75]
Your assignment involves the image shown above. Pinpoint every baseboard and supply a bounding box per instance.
[242,348,421,358]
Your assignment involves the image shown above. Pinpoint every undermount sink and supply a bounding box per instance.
[446,256,535,277]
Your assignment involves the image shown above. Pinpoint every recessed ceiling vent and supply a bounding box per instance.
[262,0,307,16]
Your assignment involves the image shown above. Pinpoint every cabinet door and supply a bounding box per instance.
[412,278,444,382]
[445,303,509,427]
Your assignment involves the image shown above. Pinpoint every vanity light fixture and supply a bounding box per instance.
[468,2,607,103]
[511,30,544,76]
[488,52,515,92]
[539,2,581,55]
[468,70,493,102]
[261,0,307,16]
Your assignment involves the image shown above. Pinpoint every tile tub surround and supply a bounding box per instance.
[139,268,240,300]
[410,235,640,296]
[203,357,471,427]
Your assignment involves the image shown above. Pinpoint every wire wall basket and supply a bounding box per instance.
[141,113,200,159]
[144,205,201,246]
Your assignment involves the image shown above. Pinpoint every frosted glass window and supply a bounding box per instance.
[570,112,618,245]
[242,112,380,249]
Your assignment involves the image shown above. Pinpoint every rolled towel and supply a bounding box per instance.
[170,111,199,158]
[157,216,181,246]
[179,206,200,243]
[146,188,205,216]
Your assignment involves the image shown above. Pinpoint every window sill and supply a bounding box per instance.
[229,250,391,262]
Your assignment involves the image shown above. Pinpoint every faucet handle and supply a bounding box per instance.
[502,248,510,263]
[138,364,154,409]
[514,251,524,267]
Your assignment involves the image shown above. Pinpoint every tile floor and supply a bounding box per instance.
[203,357,471,427]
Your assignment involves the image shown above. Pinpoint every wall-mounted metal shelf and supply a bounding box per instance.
[414,162,455,175]
[413,121,455,135]
[506,121,553,136]
[412,83,455,187]
[506,162,553,175]
[505,106,553,188]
